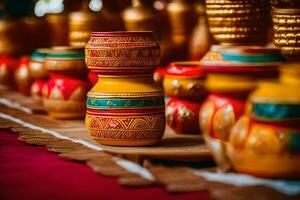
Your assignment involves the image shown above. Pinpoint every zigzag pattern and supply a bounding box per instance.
[85,57,159,67]
[85,48,160,58]
[86,114,165,140]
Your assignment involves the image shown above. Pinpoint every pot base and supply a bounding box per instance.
[93,138,161,147]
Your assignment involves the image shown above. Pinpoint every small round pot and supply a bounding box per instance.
[272,8,300,60]
[85,31,161,75]
[166,98,202,134]
[205,0,270,45]
[29,48,51,79]
[163,61,207,101]
[43,73,89,119]
[14,57,33,95]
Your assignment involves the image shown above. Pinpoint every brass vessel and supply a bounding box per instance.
[122,0,171,64]
[69,1,105,47]
[46,13,69,46]
[272,8,300,60]
[205,0,270,45]
[167,0,197,48]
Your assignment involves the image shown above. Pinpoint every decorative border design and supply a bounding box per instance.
[87,91,163,98]
[86,114,165,140]
[86,97,164,109]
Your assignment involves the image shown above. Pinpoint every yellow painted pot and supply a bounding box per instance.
[227,81,300,178]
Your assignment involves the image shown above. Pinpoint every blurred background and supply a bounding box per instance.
[0,0,215,64]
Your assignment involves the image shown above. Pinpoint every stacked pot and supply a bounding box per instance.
[85,31,165,146]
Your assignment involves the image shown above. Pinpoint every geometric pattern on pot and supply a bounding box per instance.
[86,112,165,140]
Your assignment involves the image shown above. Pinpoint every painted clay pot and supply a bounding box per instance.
[85,31,165,146]
[163,62,207,101]
[43,47,89,119]
[29,48,52,79]
[85,31,160,75]
[0,56,18,88]
[14,57,33,95]
[272,8,300,60]
[199,46,283,170]
[228,82,300,178]
[163,62,207,134]
[205,0,270,45]
[166,98,202,134]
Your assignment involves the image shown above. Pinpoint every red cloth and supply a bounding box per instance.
[0,129,211,200]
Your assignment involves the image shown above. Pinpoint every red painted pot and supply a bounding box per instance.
[43,72,90,119]
[166,98,202,134]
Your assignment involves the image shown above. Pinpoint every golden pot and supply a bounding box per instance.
[272,8,300,60]
[46,14,69,46]
[69,9,104,47]
[205,0,270,45]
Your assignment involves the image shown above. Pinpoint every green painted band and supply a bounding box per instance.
[221,53,284,63]
[46,52,84,59]
[86,97,165,109]
[251,103,300,120]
